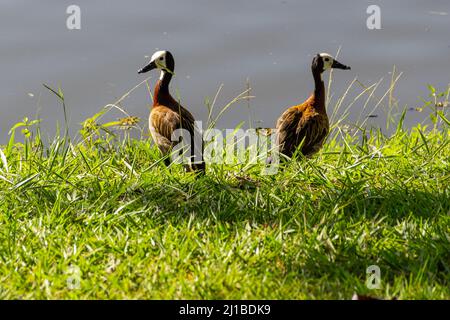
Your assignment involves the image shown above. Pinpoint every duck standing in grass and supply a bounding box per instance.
[138,50,205,172]
[275,53,350,159]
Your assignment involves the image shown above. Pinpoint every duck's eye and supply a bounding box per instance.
[159,57,164,61]
[324,58,330,62]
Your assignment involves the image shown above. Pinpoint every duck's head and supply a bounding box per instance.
[312,53,351,73]
[138,50,175,77]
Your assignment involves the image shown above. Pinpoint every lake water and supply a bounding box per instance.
[1,0,449,143]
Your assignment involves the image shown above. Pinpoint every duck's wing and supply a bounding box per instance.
[178,106,197,136]
[177,106,205,168]
[276,106,304,157]
[151,105,196,138]
[295,113,329,156]
[276,102,329,158]
[151,104,204,170]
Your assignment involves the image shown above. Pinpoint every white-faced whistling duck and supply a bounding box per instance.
[275,53,350,159]
[138,50,205,172]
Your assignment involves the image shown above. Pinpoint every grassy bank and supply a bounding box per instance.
[0,81,449,299]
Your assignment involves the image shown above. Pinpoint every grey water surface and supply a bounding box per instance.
[1,0,449,143]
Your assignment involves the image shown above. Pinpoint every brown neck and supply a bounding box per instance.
[312,68,326,114]
[153,71,173,106]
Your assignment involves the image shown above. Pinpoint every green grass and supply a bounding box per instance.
[0,81,449,299]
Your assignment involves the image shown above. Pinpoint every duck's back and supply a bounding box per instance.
[276,100,329,158]
[149,102,196,155]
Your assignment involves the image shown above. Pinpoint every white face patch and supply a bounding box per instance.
[319,53,334,70]
[150,50,167,70]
